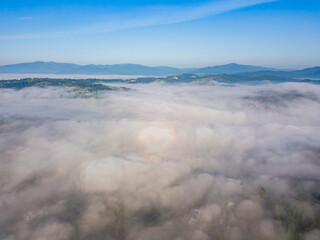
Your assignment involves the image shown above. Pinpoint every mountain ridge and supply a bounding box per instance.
[0,61,193,76]
[193,63,276,75]
[0,61,319,78]
[0,61,278,76]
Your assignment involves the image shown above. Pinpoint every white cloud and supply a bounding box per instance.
[0,81,319,239]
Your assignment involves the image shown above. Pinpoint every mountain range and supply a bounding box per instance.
[0,61,319,78]
[0,61,193,76]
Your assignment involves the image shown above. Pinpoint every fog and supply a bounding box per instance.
[0,82,320,240]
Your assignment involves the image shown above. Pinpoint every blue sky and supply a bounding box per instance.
[0,0,319,68]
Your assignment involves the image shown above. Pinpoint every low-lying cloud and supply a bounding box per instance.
[0,82,320,240]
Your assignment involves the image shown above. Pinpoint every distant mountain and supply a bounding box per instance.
[74,64,197,76]
[292,67,320,77]
[0,61,79,74]
[0,61,318,78]
[0,61,195,76]
[241,66,320,79]
[194,63,275,75]
[0,61,274,76]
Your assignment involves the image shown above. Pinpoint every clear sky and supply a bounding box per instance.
[0,0,319,68]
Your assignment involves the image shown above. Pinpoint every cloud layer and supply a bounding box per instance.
[0,82,320,239]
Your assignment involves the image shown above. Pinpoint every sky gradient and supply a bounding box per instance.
[1,0,319,68]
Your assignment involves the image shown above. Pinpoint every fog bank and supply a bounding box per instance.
[0,83,320,240]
